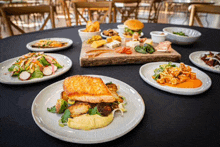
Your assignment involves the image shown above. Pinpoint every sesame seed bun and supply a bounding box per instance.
[124,19,144,31]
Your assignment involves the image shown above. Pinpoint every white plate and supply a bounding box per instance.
[0,53,72,85]
[26,38,73,52]
[189,51,220,74]
[139,62,212,95]
[31,75,145,144]
[101,29,144,38]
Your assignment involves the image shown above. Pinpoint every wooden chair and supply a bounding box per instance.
[60,0,88,26]
[72,1,113,25]
[139,0,163,23]
[113,0,141,23]
[0,5,55,36]
[189,4,220,27]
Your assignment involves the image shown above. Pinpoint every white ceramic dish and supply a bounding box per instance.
[101,29,120,38]
[163,27,201,45]
[150,31,168,43]
[31,75,145,144]
[0,53,72,85]
[78,28,101,42]
[26,38,73,52]
[139,62,212,95]
[189,51,220,74]
[101,29,144,38]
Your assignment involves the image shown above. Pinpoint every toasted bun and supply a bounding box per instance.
[124,19,144,31]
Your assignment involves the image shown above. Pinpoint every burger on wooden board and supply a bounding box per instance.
[123,19,144,38]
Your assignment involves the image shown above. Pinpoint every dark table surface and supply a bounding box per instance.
[0,23,220,147]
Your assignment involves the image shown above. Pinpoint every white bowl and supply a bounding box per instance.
[163,27,201,45]
[78,28,101,42]
[150,31,168,43]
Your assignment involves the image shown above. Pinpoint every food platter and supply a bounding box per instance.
[189,51,220,74]
[139,62,212,95]
[101,29,144,38]
[0,53,72,85]
[26,38,73,52]
[31,75,145,144]
[80,41,181,67]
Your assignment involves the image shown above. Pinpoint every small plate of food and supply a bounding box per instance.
[123,19,144,39]
[31,75,145,144]
[78,21,101,42]
[139,62,211,95]
[26,38,73,52]
[0,52,72,84]
[163,27,201,45]
[189,51,220,74]
[101,29,119,38]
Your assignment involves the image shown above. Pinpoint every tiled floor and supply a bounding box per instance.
[1,10,220,38]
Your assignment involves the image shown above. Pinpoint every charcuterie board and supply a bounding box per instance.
[80,42,181,67]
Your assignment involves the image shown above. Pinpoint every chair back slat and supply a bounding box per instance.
[0,5,56,36]
[189,4,220,27]
[73,2,112,8]
[72,1,113,25]
[1,5,52,15]
[113,0,141,3]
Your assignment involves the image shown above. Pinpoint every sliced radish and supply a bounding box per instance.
[43,66,52,76]
[19,71,31,81]
[48,65,57,72]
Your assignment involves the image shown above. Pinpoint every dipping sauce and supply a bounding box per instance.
[160,78,202,88]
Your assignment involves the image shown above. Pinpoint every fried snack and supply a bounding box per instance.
[86,21,93,28]
[93,21,100,32]
[68,102,91,117]
[103,29,119,36]
[83,21,100,32]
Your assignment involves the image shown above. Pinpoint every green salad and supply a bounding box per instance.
[8,52,63,81]
[173,31,188,37]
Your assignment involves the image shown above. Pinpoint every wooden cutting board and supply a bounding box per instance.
[80,42,181,67]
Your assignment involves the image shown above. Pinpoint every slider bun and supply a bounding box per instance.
[124,19,144,31]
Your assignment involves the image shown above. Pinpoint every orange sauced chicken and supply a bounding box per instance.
[153,62,202,88]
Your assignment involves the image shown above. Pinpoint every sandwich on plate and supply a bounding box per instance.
[47,75,127,130]
[123,19,144,38]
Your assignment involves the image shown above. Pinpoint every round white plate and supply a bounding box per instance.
[31,75,145,144]
[189,51,220,74]
[101,29,144,38]
[26,38,73,52]
[139,62,212,95]
[0,53,72,85]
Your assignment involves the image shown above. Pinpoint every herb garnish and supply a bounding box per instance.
[88,106,101,116]
[47,106,56,113]
[61,109,71,123]
[153,62,176,80]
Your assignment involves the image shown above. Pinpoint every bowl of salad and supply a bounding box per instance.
[163,27,201,45]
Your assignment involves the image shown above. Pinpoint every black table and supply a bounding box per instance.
[0,23,220,147]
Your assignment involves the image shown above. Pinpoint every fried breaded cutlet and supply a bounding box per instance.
[68,102,91,117]
[63,75,116,103]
